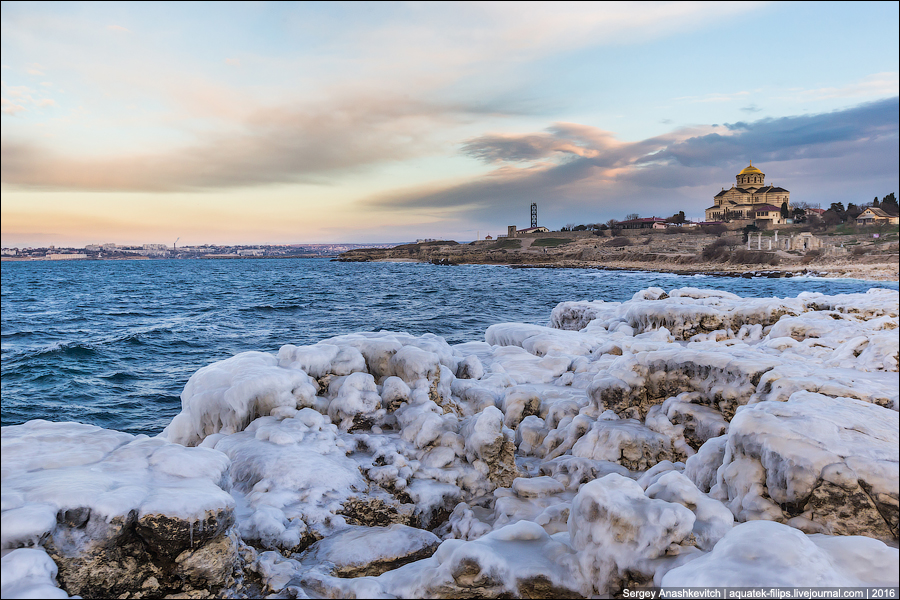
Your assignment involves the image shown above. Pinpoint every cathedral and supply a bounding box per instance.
[705,163,791,224]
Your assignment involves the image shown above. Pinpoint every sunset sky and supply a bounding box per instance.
[2,1,898,247]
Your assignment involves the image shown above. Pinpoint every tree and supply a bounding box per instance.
[846,203,863,220]
[792,207,807,223]
[881,192,898,215]
[625,213,640,221]
[668,210,686,224]
[742,223,760,243]
[573,224,587,231]
[780,202,790,219]
[606,219,622,236]
[872,197,880,208]
[822,209,842,227]
[828,202,847,223]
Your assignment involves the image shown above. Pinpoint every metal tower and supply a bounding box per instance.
[531,203,537,228]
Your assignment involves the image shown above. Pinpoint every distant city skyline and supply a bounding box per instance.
[2,1,898,247]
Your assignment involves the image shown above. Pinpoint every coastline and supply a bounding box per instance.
[337,231,900,282]
[345,256,899,282]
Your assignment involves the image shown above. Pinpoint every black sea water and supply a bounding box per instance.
[2,258,896,436]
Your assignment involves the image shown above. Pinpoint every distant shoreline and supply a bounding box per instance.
[1,254,333,262]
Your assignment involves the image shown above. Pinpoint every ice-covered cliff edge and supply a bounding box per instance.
[2,287,897,598]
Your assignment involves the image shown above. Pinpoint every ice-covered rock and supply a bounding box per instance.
[312,521,586,599]
[460,406,520,489]
[1,420,240,598]
[712,392,899,540]
[6,286,899,598]
[662,520,899,587]
[297,524,440,577]
[684,434,728,493]
[162,351,318,446]
[645,471,733,550]
[568,473,697,595]
[570,417,673,470]
[0,547,70,599]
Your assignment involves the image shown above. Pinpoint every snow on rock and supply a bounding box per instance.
[212,410,374,551]
[570,417,674,470]
[460,406,520,489]
[5,286,899,598]
[645,471,734,550]
[684,435,728,493]
[661,394,730,450]
[568,473,698,595]
[0,547,71,599]
[326,371,384,431]
[486,322,597,357]
[1,420,240,598]
[162,351,318,446]
[712,392,899,540]
[277,342,367,379]
[297,523,440,577]
[661,520,899,587]
[309,521,587,599]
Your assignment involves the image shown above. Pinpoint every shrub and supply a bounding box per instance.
[532,238,573,248]
[603,237,632,247]
[700,224,727,236]
[491,238,522,250]
[800,249,822,265]
[701,238,728,261]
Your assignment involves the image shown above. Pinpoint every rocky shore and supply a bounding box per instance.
[2,287,898,598]
[335,232,900,281]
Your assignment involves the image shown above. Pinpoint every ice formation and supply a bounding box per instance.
[2,287,898,598]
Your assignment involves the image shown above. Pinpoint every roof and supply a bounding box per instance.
[859,207,894,218]
[739,162,763,175]
[753,204,781,211]
[618,217,666,224]
[518,226,549,232]
[756,186,789,193]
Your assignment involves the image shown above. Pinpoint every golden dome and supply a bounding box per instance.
[739,162,763,175]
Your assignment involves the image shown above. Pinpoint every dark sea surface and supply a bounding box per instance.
[2,258,897,435]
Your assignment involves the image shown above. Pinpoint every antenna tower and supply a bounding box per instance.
[531,203,537,228]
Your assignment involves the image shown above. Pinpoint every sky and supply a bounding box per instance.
[1,1,898,247]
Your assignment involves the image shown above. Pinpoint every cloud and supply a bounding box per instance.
[1,94,473,190]
[0,81,55,114]
[786,72,899,102]
[107,25,131,33]
[1,97,27,115]
[365,97,899,223]
[740,104,762,113]
[224,58,240,67]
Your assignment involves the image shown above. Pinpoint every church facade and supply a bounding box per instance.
[705,163,791,224]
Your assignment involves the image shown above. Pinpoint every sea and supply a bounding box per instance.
[2,258,896,436]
